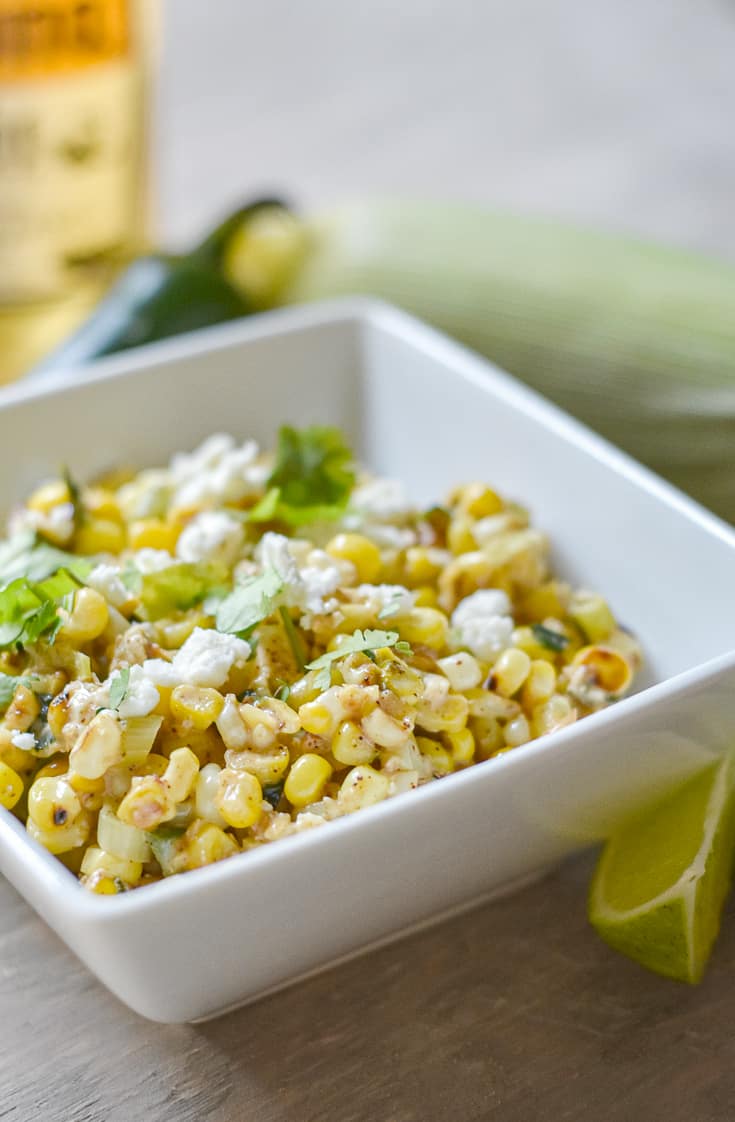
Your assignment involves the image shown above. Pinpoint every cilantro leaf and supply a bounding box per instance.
[305,629,412,690]
[249,426,355,527]
[0,531,92,587]
[215,568,283,635]
[0,672,32,714]
[531,623,569,652]
[133,561,229,621]
[0,578,65,649]
[108,667,130,710]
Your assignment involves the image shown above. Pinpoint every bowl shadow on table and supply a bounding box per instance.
[192,853,735,1122]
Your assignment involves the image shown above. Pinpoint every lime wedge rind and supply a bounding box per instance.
[589,752,735,984]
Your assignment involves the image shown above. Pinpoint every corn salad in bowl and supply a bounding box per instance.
[0,426,641,894]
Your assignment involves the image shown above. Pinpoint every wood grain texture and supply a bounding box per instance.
[5,0,735,1118]
[3,856,735,1121]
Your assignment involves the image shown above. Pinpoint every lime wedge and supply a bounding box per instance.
[589,753,735,983]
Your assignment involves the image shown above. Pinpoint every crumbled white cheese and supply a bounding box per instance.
[175,510,244,567]
[255,535,348,615]
[66,680,110,725]
[133,548,175,574]
[360,523,417,550]
[299,550,346,613]
[171,434,262,509]
[117,470,172,521]
[141,658,179,689]
[356,583,416,617]
[451,589,514,661]
[170,433,236,480]
[351,477,413,520]
[10,731,36,751]
[144,627,250,689]
[86,564,131,609]
[112,665,160,719]
[256,531,302,592]
[9,503,75,546]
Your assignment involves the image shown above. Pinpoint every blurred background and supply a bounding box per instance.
[157,0,735,254]
[2,0,735,517]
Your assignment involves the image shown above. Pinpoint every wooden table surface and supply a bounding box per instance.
[5,2,735,1119]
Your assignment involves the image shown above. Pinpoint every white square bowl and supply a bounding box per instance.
[1,298,734,1023]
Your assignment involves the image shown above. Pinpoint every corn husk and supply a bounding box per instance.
[286,201,735,521]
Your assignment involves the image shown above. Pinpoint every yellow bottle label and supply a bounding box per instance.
[0,0,142,301]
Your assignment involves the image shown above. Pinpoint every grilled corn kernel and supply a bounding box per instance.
[332,720,377,765]
[504,714,531,747]
[442,726,475,766]
[470,716,504,758]
[128,518,179,552]
[284,753,333,808]
[238,703,279,750]
[170,685,224,730]
[397,607,448,650]
[464,688,520,720]
[33,758,68,781]
[75,518,126,555]
[225,745,290,784]
[152,684,174,717]
[215,768,263,829]
[183,821,239,869]
[195,763,226,826]
[490,648,531,697]
[326,533,381,583]
[4,683,40,731]
[163,747,199,803]
[0,761,23,809]
[572,645,632,696]
[84,487,123,524]
[404,547,447,586]
[532,695,575,737]
[80,846,142,884]
[59,588,109,643]
[259,696,301,735]
[67,772,106,795]
[27,479,70,512]
[437,652,482,692]
[287,671,324,708]
[215,694,248,749]
[69,711,122,779]
[117,775,176,829]
[413,586,439,608]
[459,483,504,520]
[27,776,81,830]
[416,736,454,776]
[569,591,616,643]
[361,707,413,749]
[520,581,568,622]
[522,660,557,708]
[85,872,122,894]
[416,693,469,734]
[510,625,557,662]
[447,517,477,556]
[337,765,390,813]
[298,686,361,740]
[133,752,169,778]
[27,812,90,854]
